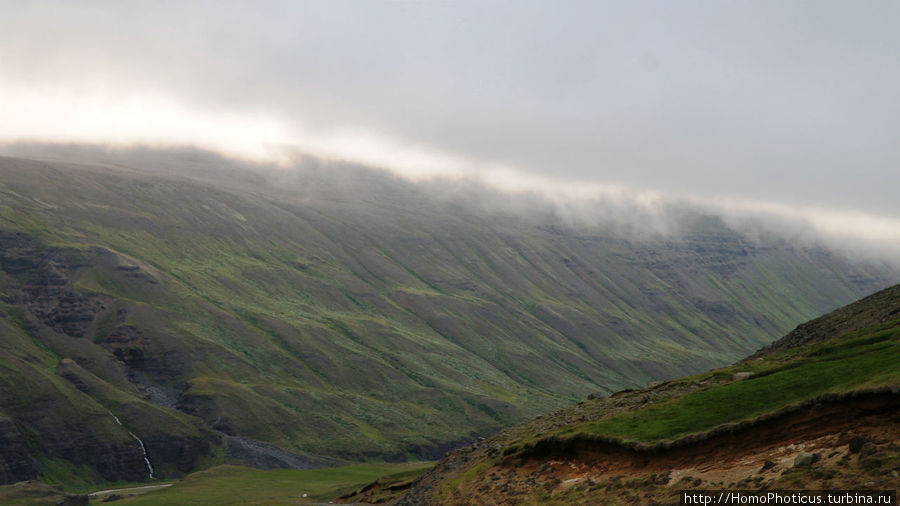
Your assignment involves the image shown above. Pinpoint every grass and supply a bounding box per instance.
[436,460,493,502]
[108,462,433,505]
[0,150,895,484]
[0,481,62,506]
[560,320,900,443]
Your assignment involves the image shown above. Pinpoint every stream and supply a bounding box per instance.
[107,410,155,479]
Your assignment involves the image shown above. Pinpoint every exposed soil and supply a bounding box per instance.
[400,389,900,505]
[338,474,418,504]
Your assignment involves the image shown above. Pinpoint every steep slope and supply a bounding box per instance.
[0,145,895,486]
[399,285,900,504]
[751,284,900,356]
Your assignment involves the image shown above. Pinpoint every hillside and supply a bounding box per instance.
[398,285,900,505]
[0,145,895,487]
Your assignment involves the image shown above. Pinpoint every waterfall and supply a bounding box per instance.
[131,434,155,479]
[106,409,155,479]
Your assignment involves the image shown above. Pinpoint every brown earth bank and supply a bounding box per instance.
[397,389,900,505]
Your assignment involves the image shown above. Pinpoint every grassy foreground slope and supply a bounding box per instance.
[0,145,895,486]
[402,285,900,505]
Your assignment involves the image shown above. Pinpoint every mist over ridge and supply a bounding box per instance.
[2,1,899,238]
[3,140,897,269]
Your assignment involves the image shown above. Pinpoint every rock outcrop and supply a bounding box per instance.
[0,229,218,485]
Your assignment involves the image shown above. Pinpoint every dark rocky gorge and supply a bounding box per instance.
[0,229,218,484]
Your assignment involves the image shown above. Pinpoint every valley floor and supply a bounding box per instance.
[0,462,433,505]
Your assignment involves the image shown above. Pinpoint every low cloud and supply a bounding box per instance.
[2,1,899,265]
[0,81,293,163]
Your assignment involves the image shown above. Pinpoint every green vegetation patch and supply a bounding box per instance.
[110,462,433,505]
[562,321,900,443]
[0,480,63,506]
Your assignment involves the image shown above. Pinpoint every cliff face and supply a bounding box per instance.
[0,417,38,484]
[0,230,218,485]
[1,230,107,337]
[0,148,897,486]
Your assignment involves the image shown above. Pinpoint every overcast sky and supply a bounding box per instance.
[2,1,900,248]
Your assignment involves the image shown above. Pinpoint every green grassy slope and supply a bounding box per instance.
[0,146,895,486]
[560,312,900,443]
[402,284,900,505]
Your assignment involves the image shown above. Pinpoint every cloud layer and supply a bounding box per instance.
[2,1,899,256]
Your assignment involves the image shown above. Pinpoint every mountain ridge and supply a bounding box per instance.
[0,146,895,487]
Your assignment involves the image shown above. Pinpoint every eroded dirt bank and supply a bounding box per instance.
[399,389,900,505]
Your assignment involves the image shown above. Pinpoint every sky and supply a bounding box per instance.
[1,1,900,252]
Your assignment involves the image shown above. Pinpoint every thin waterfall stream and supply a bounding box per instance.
[106,410,155,479]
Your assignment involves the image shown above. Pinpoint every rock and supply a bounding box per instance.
[762,460,776,470]
[849,436,867,453]
[652,471,671,485]
[220,434,316,471]
[57,495,89,506]
[0,418,39,484]
[858,443,876,458]
[732,372,754,381]
[794,453,816,467]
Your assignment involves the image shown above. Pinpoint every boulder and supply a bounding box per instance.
[793,452,815,467]
[848,436,867,453]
